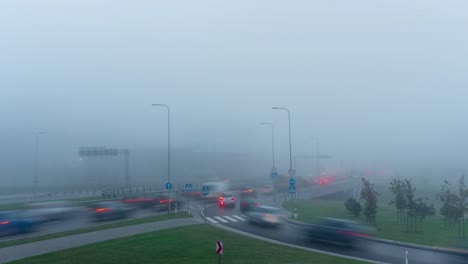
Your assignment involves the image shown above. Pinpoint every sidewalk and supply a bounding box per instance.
[0,218,200,263]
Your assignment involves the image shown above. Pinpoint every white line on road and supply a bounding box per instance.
[205,217,219,224]
[232,215,246,221]
[223,216,238,222]
[214,216,229,223]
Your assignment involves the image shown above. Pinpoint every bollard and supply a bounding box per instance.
[294,208,298,220]
[175,202,178,214]
[405,251,408,264]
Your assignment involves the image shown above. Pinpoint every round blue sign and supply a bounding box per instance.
[165,182,172,190]
[289,178,296,185]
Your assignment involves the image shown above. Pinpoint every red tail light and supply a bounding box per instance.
[0,221,9,225]
[219,197,223,200]
[231,197,235,201]
[220,202,224,205]
[338,230,369,238]
[95,208,110,213]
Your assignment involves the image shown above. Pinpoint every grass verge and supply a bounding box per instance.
[10,224,366,264]
[0,212,191,248]
[283,199,462,247]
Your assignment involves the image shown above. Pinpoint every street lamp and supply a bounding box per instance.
[152,104,171,213]
[271,107,293,174]
[33,132,45,199]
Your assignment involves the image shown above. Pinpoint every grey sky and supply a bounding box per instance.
[1,1,468,186]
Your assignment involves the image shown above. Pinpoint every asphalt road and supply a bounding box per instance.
[204,200,466,264]
[0,200,205,242]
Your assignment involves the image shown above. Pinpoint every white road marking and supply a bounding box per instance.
[232,215,246,221]
[223,216,238,222]
[214,216,229,223]
[205,217,219,224]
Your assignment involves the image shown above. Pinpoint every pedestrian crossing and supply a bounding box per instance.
[205,214,246,224]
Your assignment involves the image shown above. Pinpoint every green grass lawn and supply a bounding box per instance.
[283,199,461,247]
[0,212,191,248]
[10,224,366,264]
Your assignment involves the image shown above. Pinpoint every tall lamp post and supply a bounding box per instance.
[152,104,171,213]
[272,107,295,217]
[271,107,293,173]
[260,122,276,201]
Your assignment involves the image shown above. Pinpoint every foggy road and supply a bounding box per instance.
[204,202,467,264]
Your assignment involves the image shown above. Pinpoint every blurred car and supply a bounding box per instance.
[27,201,78,222]
[153,194,183,211]
[239,187,257,200]
[0,211,45,237]
[218,192,236,208]
[306,218,369,246]
[87,201,132,222]
[258,184,274,195]
[244,205,285,227]
[123,194,156,208]
[240,198,260,213]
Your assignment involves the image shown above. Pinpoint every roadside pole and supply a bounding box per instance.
[202,185,209,224]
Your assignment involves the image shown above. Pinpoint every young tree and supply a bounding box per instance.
[457,175,467,239]
[345,197,362,217]
[401,179,414,232]
[436,180,460,229]
[414,198,435,222]
[389,178,406,225]
[360,178,379,224]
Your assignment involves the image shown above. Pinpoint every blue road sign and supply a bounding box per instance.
[289,185,296,194]
[271,171,278,178]
[289,178,296,186]
[185,184,193,192]
[165,182,172,191]
[202,185,209,196]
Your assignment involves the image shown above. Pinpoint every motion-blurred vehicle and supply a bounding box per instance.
[240,198,259,213]
[123,194,156,208]
[306,218,369,247]
[202,182,230,202]
[258,184,274,195]
[218,192,236,208]
[239,187,257,199]
[27,201,78,222]
[87,201,132,222]
[244,205,285,227]
[153,194,183,211]
[0,211,45,237]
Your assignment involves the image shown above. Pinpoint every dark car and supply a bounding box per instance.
[307,218,370,246]
[244,205,285,227]
[0,211,45,237]
[240,198,259,213]
[87,201,132,222]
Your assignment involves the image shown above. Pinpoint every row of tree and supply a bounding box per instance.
[344,178,379,224]
[436,175,468,239]
[389,178,435,233]
[345,175,467,239]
